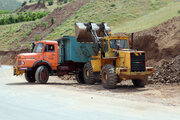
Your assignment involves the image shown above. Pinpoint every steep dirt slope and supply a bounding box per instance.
[0,49,29,65]
[0,0,88,64]
[20,0,88,43]
[115,16,180,62]
[18,1,47,12]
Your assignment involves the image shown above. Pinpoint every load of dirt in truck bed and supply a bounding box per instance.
[18,1,47,12]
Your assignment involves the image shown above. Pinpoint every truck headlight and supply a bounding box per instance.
[21,61,25,65]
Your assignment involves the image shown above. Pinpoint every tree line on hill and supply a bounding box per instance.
[22,0,72,7]
[0,11,49,25]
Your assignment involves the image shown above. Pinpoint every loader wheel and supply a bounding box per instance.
[132,77,147,87]
[101,64,117,89]
[76,71,85,84]
[25,71,36,83]
[35,66,49,84]
[83,62,96,85]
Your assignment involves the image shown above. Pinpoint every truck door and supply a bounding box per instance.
[44,44,57,69]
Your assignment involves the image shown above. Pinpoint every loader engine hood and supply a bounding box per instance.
[117,50,146,72]
[17,53,41,60]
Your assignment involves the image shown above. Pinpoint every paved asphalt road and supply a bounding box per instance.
[0,65,180,120]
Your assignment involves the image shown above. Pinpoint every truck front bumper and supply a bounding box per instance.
[13,66,32,76]
[116,67,154,79]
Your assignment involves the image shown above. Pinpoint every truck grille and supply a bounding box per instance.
[131,53,145,72]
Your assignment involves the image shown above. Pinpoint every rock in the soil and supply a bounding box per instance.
[151,55,180,84]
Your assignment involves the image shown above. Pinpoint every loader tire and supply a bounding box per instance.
[101,64,117,89]
[83,62,96,85]
[35,66,49,84]
[76,71,85,84]
[25,71,36,83]
[132,78,147,87]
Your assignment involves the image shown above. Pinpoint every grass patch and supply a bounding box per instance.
[46,0,179,40]
[112,2,180,33]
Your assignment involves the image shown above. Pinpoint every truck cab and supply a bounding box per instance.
[14,40,59,83]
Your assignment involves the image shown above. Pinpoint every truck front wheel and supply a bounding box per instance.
[132,77,147,87]
[101,64,117,89]
[83,62,96,85]
[35,66,49,84]
[25,71,36,83]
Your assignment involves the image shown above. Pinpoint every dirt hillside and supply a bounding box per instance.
[18,1,47,12]
[20,0,88,44]
[115,16,180,62]
[0,0,88,65]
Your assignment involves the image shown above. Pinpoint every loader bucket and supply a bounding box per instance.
[75,23,93,42]
[75,23,111,43]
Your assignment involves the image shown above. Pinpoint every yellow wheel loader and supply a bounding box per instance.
[75,22,154,89]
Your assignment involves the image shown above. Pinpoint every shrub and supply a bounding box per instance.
[64,0,68,3]
[51,17,54,24]
[51,27,55,31]
[36,22,40,27]
[22,1,27,7]
[178,10,180,14]
[48,0,53,6]
[16,43,21,48]
[0,11,49,25]
[0,10,11,14]
[43,22,48,28]
[110,4,115,7]
[26,29,32,35]
[23,33,27,39]
[35,35,40,41]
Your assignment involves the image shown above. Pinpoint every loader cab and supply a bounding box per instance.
[102,36,129,57]
[108,36,129,50]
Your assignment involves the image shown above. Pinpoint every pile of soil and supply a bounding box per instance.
[150,55,180,84]
[18,1,47,12]
[115,16,180,62]
[0,49,29,65]
[115,16,180,84]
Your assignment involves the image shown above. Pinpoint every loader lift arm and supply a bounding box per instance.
[75,22,111,54]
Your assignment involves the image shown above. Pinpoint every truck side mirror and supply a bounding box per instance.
[31,42,35,53]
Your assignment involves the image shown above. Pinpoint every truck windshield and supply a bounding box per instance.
[33,43,44,53]
[110,39,128,49]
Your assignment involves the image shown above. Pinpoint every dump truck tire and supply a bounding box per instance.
[83,62,96,85]
[25,71,36,83]
[132,78,147,87]
[76,71,85,84]
[35,66,49,84]
[101,64,117,89]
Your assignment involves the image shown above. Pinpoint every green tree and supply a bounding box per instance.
[51,17,54,24]
[22,1,27,7]
[48,0,53,6]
